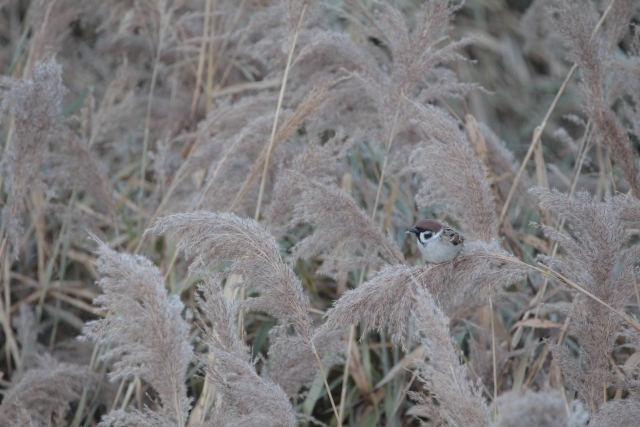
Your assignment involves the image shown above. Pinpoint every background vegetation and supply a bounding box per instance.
[1,0,640,426]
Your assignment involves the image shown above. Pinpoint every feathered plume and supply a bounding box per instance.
[409,104,498,242]
[150,212,314,341]
[323,241,524,345]
[532,188,640,412]
[410,287,490,427]
[196,274,297,427]
[82,238,194,427]
[288,172,405,278]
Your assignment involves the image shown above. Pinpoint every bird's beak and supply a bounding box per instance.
[407,226,419,235]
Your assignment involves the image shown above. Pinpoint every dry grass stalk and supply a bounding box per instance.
[254,2,308,222]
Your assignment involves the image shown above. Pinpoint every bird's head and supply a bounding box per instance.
[407,219,443,244]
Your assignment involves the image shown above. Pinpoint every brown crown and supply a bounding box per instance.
[412,219,442,233]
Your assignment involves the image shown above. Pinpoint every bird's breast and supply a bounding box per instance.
[418,238,462,264]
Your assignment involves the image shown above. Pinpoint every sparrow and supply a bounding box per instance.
[407,219,464,263]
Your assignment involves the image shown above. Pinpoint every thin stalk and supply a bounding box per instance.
[490,297,499,417]
[189,0,213,119]
[204,0,218,114]
[110,374,126,411]
[337,265,370,420]
[187,353,215,427]
[254,3,307,222]
[498,0,618,226]
[2,233,10,348]
[0,117,12,264]
[371,105,402,219]
[81,359,109,427]
[0,254,21,372]
[208,0,247,98]
[0,236,7,269]
[313,346,342,427]
[634,270,640,319]
[338,324,355,422]
[138,7,173,209]
[216,0,249,90]
[70,341,101,427]
[120,376,138,410]
[49,223,72,350]
[173,382,186,427]
[385,368,418,427]
[35,186,77,325]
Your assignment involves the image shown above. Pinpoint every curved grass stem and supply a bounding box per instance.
[486,254,640,334]
[313,347,342,427]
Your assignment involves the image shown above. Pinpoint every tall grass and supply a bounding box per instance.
[1,1,640,426]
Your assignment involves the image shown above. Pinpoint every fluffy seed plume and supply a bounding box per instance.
[409,105,498,242]
[410,287,490,427]
[491,390,587,427]
[555,1,640,196]
[323,241,524,345]
[150,212,344,422]
[532,188,640,412]
[82,238,193,427]
[265,134,350,229]
[1,56,66,248]
[288,172,405,278]
[0,354,90,427]
[266,326,345,398]
[150,212,314,341]
[196,274,297,427]
[589,399,640,427]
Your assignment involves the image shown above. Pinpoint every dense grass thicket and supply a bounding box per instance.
[2,0,640,426]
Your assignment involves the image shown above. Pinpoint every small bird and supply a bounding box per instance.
[407,219,464,263]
